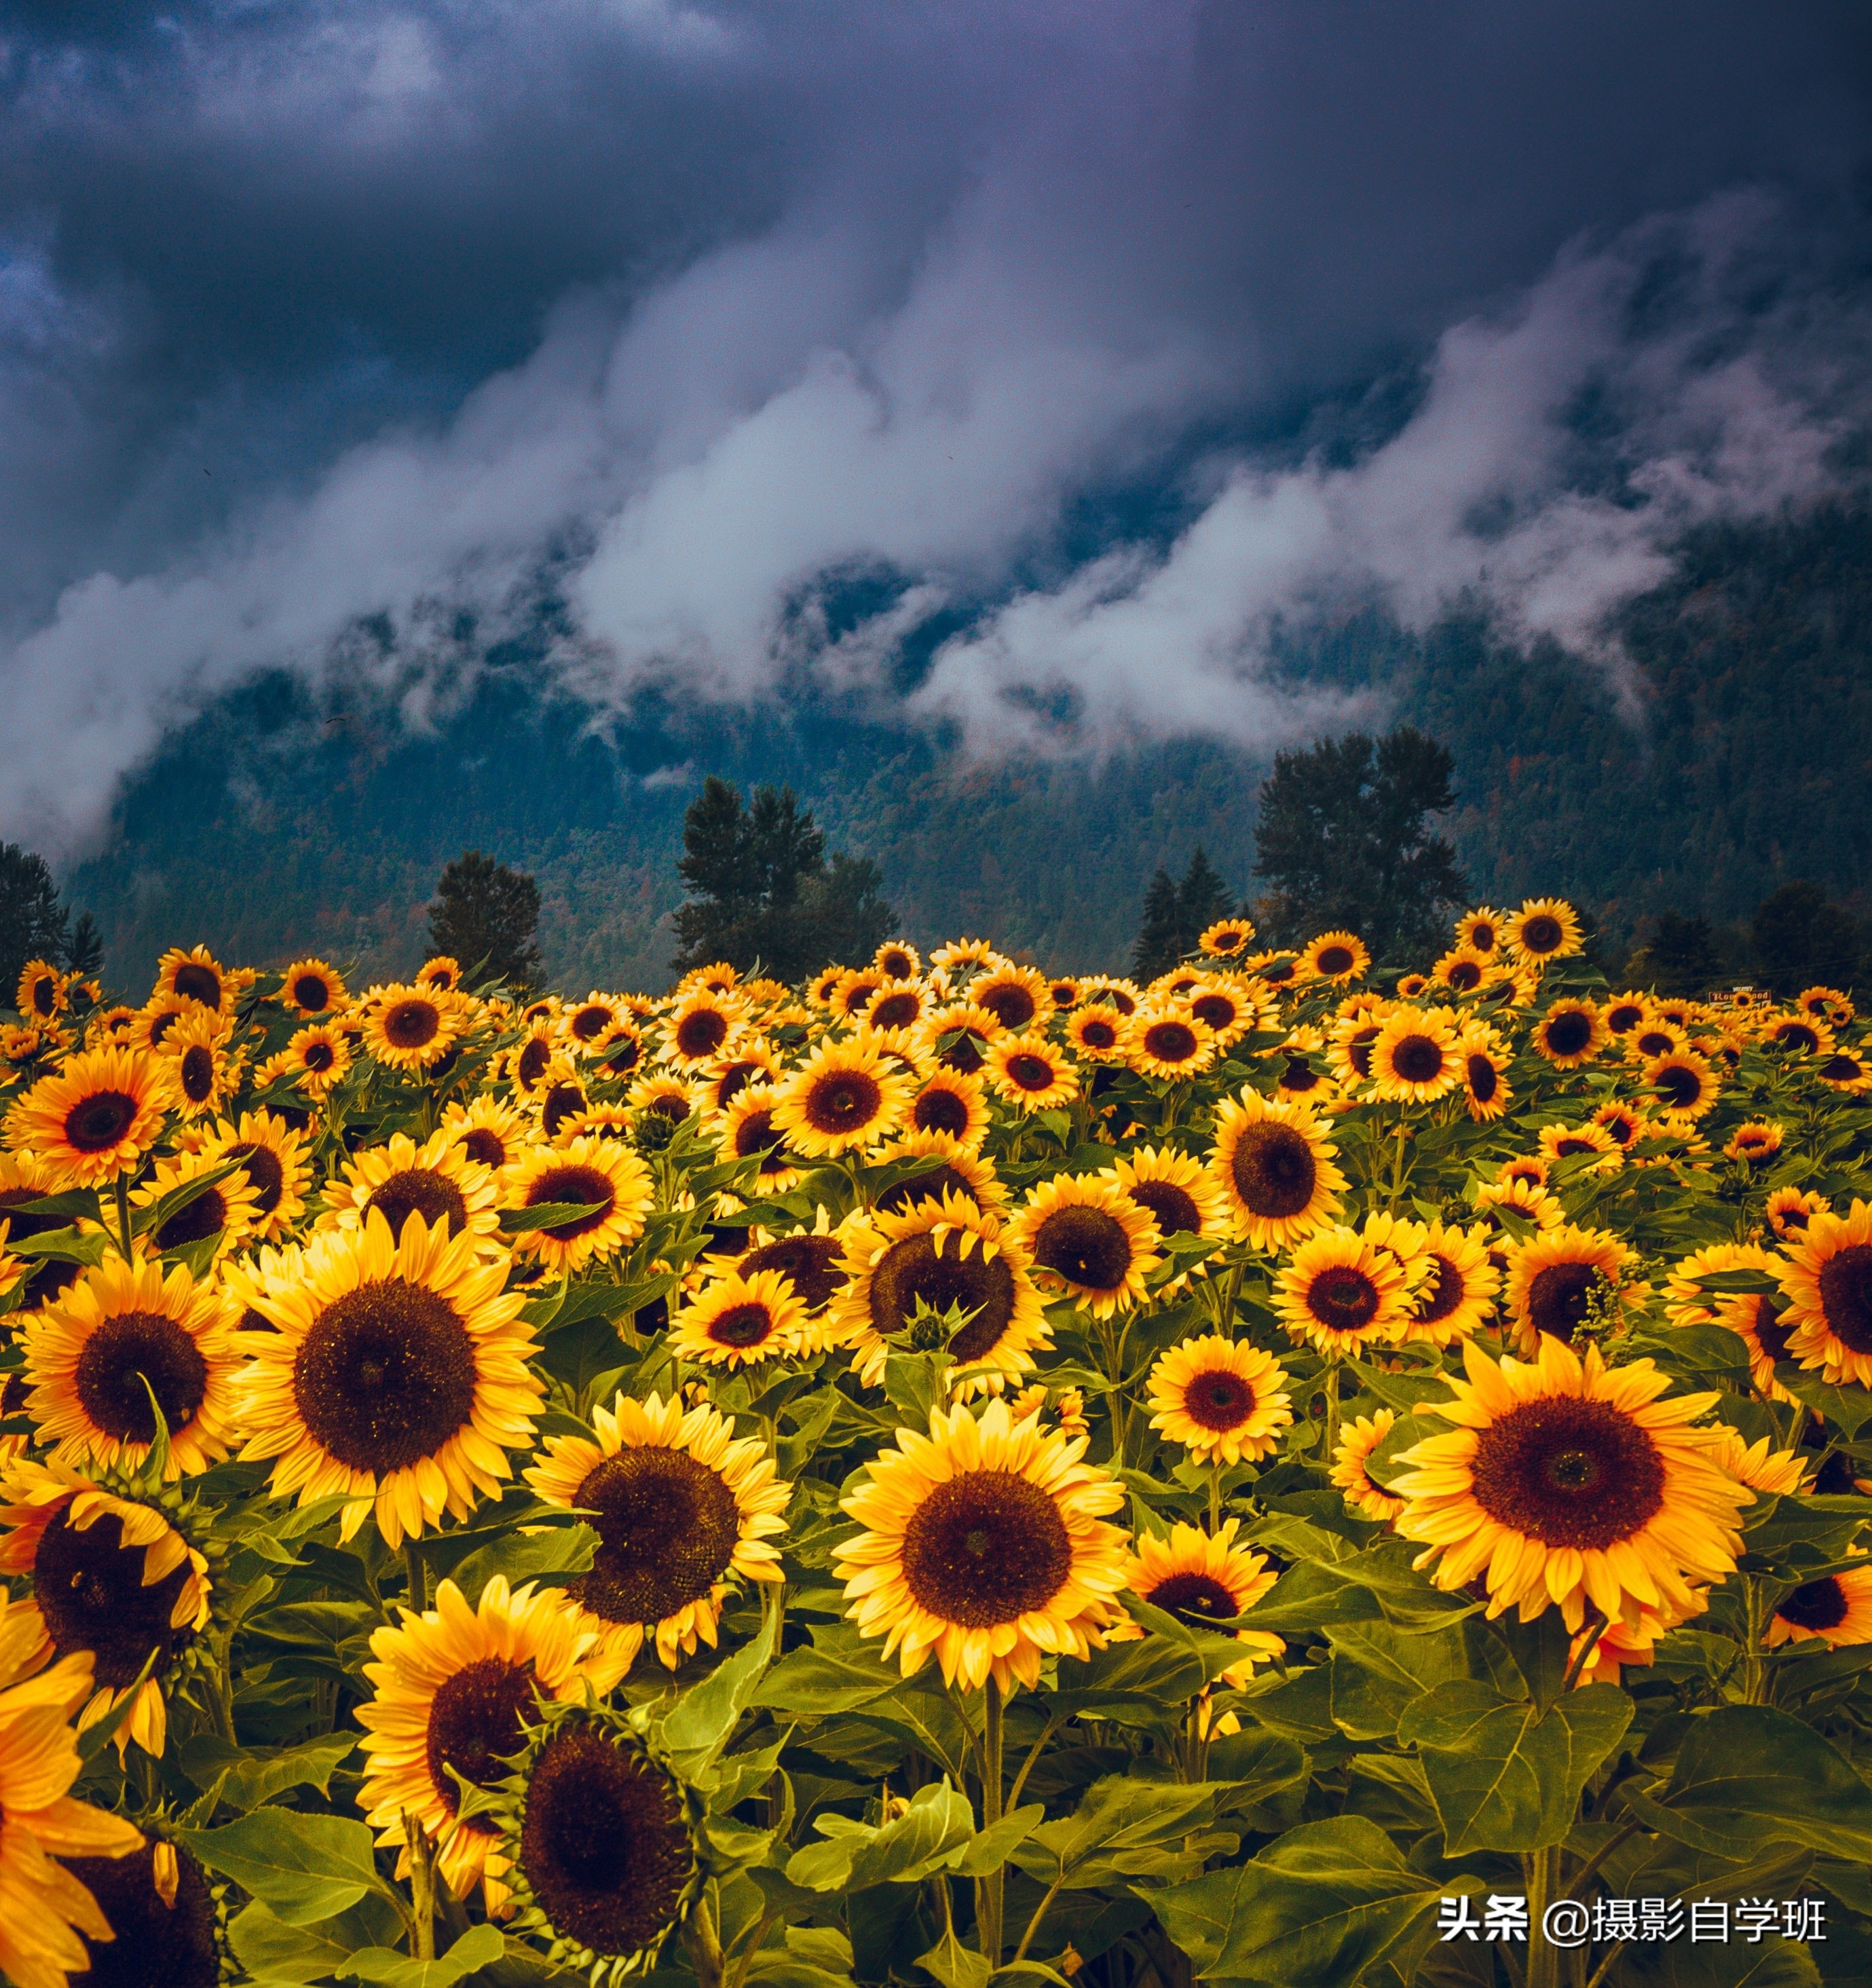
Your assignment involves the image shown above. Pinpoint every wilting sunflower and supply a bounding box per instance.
[1199,917,1255,957]
[498,1705,700,1985]
[1300,931,1369,983]
[1503,1224,1634,1354]
[0,1458,213,1757]
[236,1211,543,1548]
[1207,1090,1345,1251]
[1273,1228,1410,1356]
[1780,1199,1872,1387]
[669,1270,810,1368]
[1122,1519,1282,1681]
[1066,1005,1127,1062]
[836,1395,1127,1692]
[5,1047,173,1189]
[871,1130,1003,1215]
[1532,998,1607,1069]
[1765,1559,1872,1649]
[270,1022,353,1098]
[323,1128,502,1252]
[1147,1335,1294,1465]
[1394,1222,1499,1347]
[1391,1336,1750,1631]
[1124,1008,1216,1081]
[502,1136,654,1277]
[905,1067,990,1146]
[834,1190,1049,1392]
[662,988,741,1069]
[1007,1174,1161,1319]
[279,957,348,1017]
[1766,1186,1829,1242]
[1537,1122,1624,1174]
[1367,1009,1461,1104]
[357,1574,598,1910]
[985,1032,1081,1110]
[527,1392,789,1672]
[1332,1410,1406,1521]
[772,1038,911,1159]
[126,1148,261,1266]
[362,984,466,1074]
[1645,1049,1719,1122]
[24,1257,239,1480]
[1504,897,1583,962]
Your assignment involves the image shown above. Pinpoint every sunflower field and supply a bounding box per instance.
[1,903,1871,1988]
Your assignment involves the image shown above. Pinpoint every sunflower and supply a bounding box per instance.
[668,1271,811,1368]
[560,994,626,1055]
[1816,1046,1872,1091]
[1110,1146,1229,1262]
[1450,907,1501,956]
[23,1258,239,1480]
[1367,1009,1461,1104]
[874,939,922,981]
[1765,1560,1872,1649]
[1199,918,1255,958]
[501,1137,654,1277]
[1123,1519,1282,1681]
[1780,1199,1872,1387]
[1725,1120,1784,1167]
[5,1047,173,1189]
[1645,1049,1719,1122]
[1503,1225,1634,1355]
[526,1392,789,1672]
[1537,1122,1624,1174]
[1712,1429,1808,1495]
[1765,1186,1829,1242]
[236,1211,544,1548]
[506,1021,559,1096]
[662,988,742,1070]
[1273,1228,1410,1356]
[323,1128,503,1252]
[1428,947,1486,995]
[694,1047,782,1122]
[1392,1336,1749,1631]
[903,1067,989,1148]
[772,1037,912,1159]
[1207,1090,1345,1251]
[626,1074,696,1128]
[412,956,459,995]
[985,1032,1081,1110]
[1763,1015,1831,1059]
[87,1005,141,1049]
[713,1086,802,1194]
[836,1395,1127,1693]
[126,1147,261,1265]
[806,966,846,1010]
[1147,1335,1294,1465]
[1505,899,1583,962]
[1270,1030,1334,1104]
[1591,1101,1647,1149]
[1006,1174,1161,1319]
[0,1458,213,1757]
[198,1108,310,1242]
[132,996,193,1055]
[865,981,927,1036]
[1602,994,1649,1040]
[272,1021,353,1097]
[831,969,885,1022]
[1326,1011,1385,1090]
[971,964,1049,1034]
[833,1191,1049,1391]
[1124,1009,1217,1082]
[357,1574,599,1910]
[871,1130,1004,1216]
[1066,1005,1127,1062]
[1797,983,1855,1025]
[1627,1016,1689,1063]
[1473,1176,1566,1238]
[722,1219,848,1315]
[1532,999,1607,1069]
[153,945,235,1020]
[535,1073,592,1142]
[930,937,1000,977]
[1298,931,1368,984]
[56,1837,222,1988]
[280,958,348,1017]
[1187,976,1260,1047]
[1332,1410,1406,1521]
[442,1095,534,1176]
[362,985,466,1073]
[1497,1155,1550,1192]
[1396,973,1431,999]
[0,1150,92,1311]
[1716,1288,1799,1402]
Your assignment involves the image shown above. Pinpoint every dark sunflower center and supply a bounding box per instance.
[1030,1206,1134,1292]
[155,1188,229,1252]
[1469,1397,1664,1548]
[172,964,221,1009]
[1315,945,1355,976]
[1308,1267,1380,1334]
[461,1127,507,1169]
[1127,1180,1200,1236]
[1279,1055,1320,1093]
[1446,960,1482,992]
[525,1164,616,1241]
[1079,1017,1119,1050]
[1390,1034,1444,1084]
[607,1035,642,1073]
[712,1062,763,1111]
[804,1069,884,1134]
[1345,1028,1378,1079]
[1520,916,1563,955]
[880,950,915,978]
[35,1508,191,1687]
[675,1010,730,1058]
[0,1185,62,1243]
[1146,1571,1239,1626]
[979,985,1037,1030]
[1777,1023,1820,1055]
[383,998,441,1049]
[1653,1064,1702,1110]
[73,1311,208,1444]
[225,1140,285,1216]
[1260,960,1296,985]
[1143,1023,1198,1064]
[870,992,921,1031]
[870,1233,1013,1362]
[1818,1244,1872,1353]
[1552,1137,1596,1158]
[1527,1262,1604,1340]
[567,1450,740,1625]
[1606,1004,1643,1033]
[178,1045,214,1104]
[30,975,56,1016]
[879,1163,974,1214]
[1778,1575,1850,1633]
[293,1279,477,1472]
[1184,1368,1256,1430]
[570,1005,613,1042]
[912,1088,971,1137]
[1416,1256,1465,1324]
[1005,1052,1057,1091]
[518,1728,692,1959]
[369,1167,469,1242]
[1746,1296,1795,1363]
[426,1655,538,1827]
[899,1471,1072,1626]
[303,1040,336,1072]
[732,1106,783,1159]
[1821,1055,1864,1083]
[65,1090,139,1152]
[62,1841,219,1988]
[1190,994,1238,1030]
[292,973,331,1011]
[939,1031,987,1073]
[708,1303,778,1349]
[1466,1055,1499,1102]
[738,1236,845,1309]
[542,1083,586,1138]
[1229,1122,1317,1219]
[1543,1011,1593,1056]
[1471,923,1497,951]
[517,1039,552,1087]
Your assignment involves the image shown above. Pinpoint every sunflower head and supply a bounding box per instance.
[1300,931,1369,985]
[1007,1174,1161,1319]
[1533,999,1606,1069]
[1125,1008,1216,1082]
[1503,1224,1634,1355]
[280,957,348,1017]
[1199,918,1255,958]
[1455,907,1503,956]
[1273,1227,1409,1355]
[1645,1049,1719,1123]
[1123,1518,1283,1682]
[669,1269,810,1368]
[363,984,466,1072]
[1207,1089,1345,1251]
[1331,1410,1406,1522]
[1146,1334,1294,1466]
[502,1136,654,1276]
[1368,1009,1461,1102]
[772,1038,911,1159]
[154,944,234,1019]
[1505,898,1583,962]
[986,1033,1080,1111]
[6,1046,175,1188]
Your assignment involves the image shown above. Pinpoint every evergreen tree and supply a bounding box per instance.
[1252,726,1467,960]
[1628,913,1722,996]
[1176,848,1233,946]
[428,850,543,991]
[0,842,71,1007]
[64,912,103,979]
[671,778,894,981]
[1129,869,1183,979]
[1751,881,1861,996]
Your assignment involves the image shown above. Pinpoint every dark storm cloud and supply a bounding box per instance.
[1,0,1869,846]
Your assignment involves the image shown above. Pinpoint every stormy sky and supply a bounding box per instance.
[3,0,1871,851]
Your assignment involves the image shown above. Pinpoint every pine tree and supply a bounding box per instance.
[0,842,71,1007]
[1751,882,1860,996]
[428,851,543,992]
[1129,869,1184,979]
[64,912,103,979]
[1176,848,1233,948]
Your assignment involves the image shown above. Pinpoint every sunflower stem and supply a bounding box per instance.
[404,1539,428,1615]
[1321,1360,1340,1474]
[977,1678,1006,1966]
[114,1173,133,1261]
[1208,1463,1221,1535]
[1522,1843,1560,1988]
[404,1812,437,1962]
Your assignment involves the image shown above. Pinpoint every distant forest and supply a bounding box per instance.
[63,504,1872,992]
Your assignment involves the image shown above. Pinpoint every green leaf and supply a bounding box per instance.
[1148,1815,1463,1988]
[341,1927,508,1988]
[178,1730,358,1812]
[498,1201,608,1233]
[132,1157,243,1239]
[178,1809,386,1926]
[228,1897,406,1986]
[918,1930,993,1988]
[786,1780,977,1891]
[948,1804,1045,1877]
[664,1608,778,1779]
[1009,1777,1230,1890]
[11,1222,109,1267]
[881,1345,954,1425]
[1777,1368,1872,1438]
[1395,1681,1633,1854]
[447,1522,598,1605]
[753,1638,899,1717]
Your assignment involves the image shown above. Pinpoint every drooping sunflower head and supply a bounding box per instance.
[1725,1119,1784,1167]
[1007,1174,1161,1319]
[771,1038,912,1159]
[280,957,348,1017]
[502,1136,655,1276]
[985,1032,1081,1111]
[1206,1089,1345,1251]
[1147,1334,1294,1467]
[669,1270,811,1369]
[1532,998,1607,1069]
[1331,1409,1406,1521]
[153,944,234,1020]
[1273,1227,1410,1356]
[5,1046,174,1189]
[1300,931,1369,985]
[362,983,466,1073]
[1199,918,1255,958]
[1505,898,1583,963]
[1503,1224,1634,1356]
[1368,1008,1461,1102]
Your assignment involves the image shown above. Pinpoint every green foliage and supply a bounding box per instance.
[1131,847,1238,977]
[426,848,544,990]
[0,836,73,996]
[1749,882,1861,996]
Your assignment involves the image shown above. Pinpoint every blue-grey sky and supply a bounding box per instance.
[3,0,1869,850]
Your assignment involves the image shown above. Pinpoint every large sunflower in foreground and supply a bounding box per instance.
[1779,1199,1872,1387]
[321,1128,502,1252]
[1006,1174,1162,1319]
[5,1047,173,1188]
[0,1459,212,1757]
[58,1837,221,1988]
[500,1136,654,1277]
[1121,1518,1282,1683]
[235,1211,544,1548]
[526,1393,789,1674]
[1146,1335,1294,1465]
[835,1397,1129,1693]
[1273,1227,1410,1356]
[771,1038,912,1158]
[1391,1336,1750,1631]
[1206,1091,1345,1251]
[1503,1225,1634,1355]
[357,1574,598,1911]
[23,1257,240,1480]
